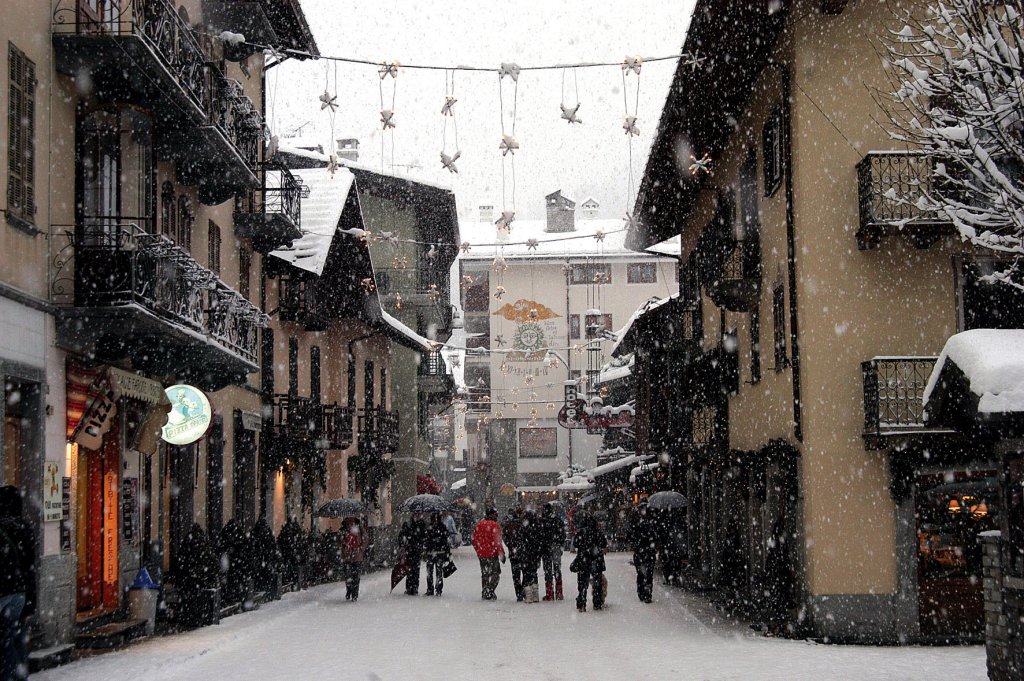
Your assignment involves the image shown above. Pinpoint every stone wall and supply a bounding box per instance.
[979,532,1022,681]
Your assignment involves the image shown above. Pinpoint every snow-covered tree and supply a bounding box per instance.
[880,0,1024,285]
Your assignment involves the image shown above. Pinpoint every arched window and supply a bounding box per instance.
[160,181,176,238]
[177,195,194,251]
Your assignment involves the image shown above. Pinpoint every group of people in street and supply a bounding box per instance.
[501,503,567,603]
[397,513,459,596]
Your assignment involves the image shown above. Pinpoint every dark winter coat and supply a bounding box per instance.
[572,519,608,573]
[424,521,451,560]
[539,514,566,550]
[399,520,425,559]
[518,513,545,565]
[0,487,36,615]
[630,511,659,564]
[502,515,526,558]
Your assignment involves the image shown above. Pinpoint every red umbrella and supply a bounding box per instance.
[390,551,410,591]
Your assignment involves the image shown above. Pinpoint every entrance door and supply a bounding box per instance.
[75,418,120,614]
[916,469,1000,639]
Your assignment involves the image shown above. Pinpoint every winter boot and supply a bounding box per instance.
[524,584,540,603]
[543,580,554,601]
[555,578,564,601]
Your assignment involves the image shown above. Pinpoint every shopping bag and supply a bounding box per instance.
[441,559,458,578]
[569,555,580,573]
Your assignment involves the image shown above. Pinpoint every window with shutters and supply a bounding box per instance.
[7,43,36,232]
[160,182,176,238]
[626,262,657,284]
[177,195,193,250]
[772,283,789,371]
[208,220,222,275]
[569,314,581,339]
[238,245,251,300]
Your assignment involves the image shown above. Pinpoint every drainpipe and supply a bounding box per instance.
[768,58,802,443]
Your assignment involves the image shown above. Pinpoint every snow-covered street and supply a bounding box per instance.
[35,548,986,681]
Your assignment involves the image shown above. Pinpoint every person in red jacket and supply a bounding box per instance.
[472,508,506,600]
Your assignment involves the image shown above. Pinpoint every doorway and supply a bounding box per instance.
[916,469,1000,639]
[75,418,121,615]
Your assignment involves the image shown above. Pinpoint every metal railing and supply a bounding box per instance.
[418,351,447,377]
[53,0,210,112]
[270,394,353,448]
[857,152,952,235]
[241,166,305,226]
[862,356,938,435]
[51,223,266,364]
[206,71,262,171]
[358,406,400,453]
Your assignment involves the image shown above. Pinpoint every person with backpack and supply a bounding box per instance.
[0,486,35,681]
[540,502,567,601]
[424,513,451,597]
[340,518,365,602]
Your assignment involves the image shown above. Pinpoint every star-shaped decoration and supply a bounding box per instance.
[393,255,409,270]
[380,109,396,130]
[526,238,539,251]
[622,55,643,76]
[361,277,376,292]
[378,61,400,79]
[623,115,640,137]
[461,274,475,287]
[684,49,707,72]
[378,230,399,246]
[594,229,606,242]
[495,210,516,230]
[427,284,441,304]
[493,286,506,300]
[560,103,582,125]
[688,152,714,177]
[499,134,519,156]
[495,335,507,347]
[441,96,457,116]
[393,292,402,310]
[492,255,508,273]
[624,212,641,232]
[319,90,338,112]
[499,62,521,82]
[441,150,461,174]
[460,241,472,254]
[327,153,339,175]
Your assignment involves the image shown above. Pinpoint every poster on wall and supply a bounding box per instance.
[43,461,62,522]
[493,300,561,362]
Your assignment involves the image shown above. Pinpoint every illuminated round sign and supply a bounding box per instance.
[161,384,212,446]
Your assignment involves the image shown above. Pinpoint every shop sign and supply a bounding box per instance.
[71,376,117,451]
[161,384,213,445]
[239,410,262,432]
[103,471,118,586]
[60,477,71,554]
[43,461,62,522]
[122,477,138,545]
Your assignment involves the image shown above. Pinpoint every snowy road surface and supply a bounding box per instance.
[37,548,986,681]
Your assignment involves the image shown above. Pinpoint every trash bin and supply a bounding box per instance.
[128,567,160,635]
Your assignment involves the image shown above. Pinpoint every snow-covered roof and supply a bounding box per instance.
[340,158,453,193]
[279,136,326,153]
[450,478,467,491]
[610,296,673,356]
[379,310,435,353]
[556,475,595,491]
[924,329,1024,414]
[629,462,657,484]
[459,218,659,259]
[269,167,354,275]
[580,196,599,207]
[645,235,682,258]
[597,354,635,385]
[587,454,654,480]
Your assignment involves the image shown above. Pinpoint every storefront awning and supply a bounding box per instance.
[108,367,169,405]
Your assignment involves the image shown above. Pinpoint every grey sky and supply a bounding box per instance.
[267,0,696,242]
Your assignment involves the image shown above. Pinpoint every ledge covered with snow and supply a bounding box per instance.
[924,329,1024,414]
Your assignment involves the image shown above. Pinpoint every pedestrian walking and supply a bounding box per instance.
[630,503,658,603]
[519,509,544,603]
[340,518,365,602]
[539,502,566,601]
[571,512,607,612]
[502,506,526,601]
[0,486,35,681]
[424,513,451,596]
[472,508,505,600]
[398,514,426,595]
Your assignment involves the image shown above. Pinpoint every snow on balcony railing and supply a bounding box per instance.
[862,356,938,435]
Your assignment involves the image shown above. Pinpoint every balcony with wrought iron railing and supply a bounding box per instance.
[697,200,761,312]
[358,406,400,455]
[235,166,307,253]
[269,394,354,450]
[862,356,954,446]
[856,152,955,250]
[50,223,267,385]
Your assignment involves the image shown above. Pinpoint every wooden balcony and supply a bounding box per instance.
[51,223,266,389]
[235,166,307,253]
[269,394,353,450]
[856,152,955,250]
[358,407,400,455]
[862,356,954,447]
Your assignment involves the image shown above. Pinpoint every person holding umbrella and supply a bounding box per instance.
[398,514,426,595]
[424,513,451,596]
[471,508,505,600]
[341,517,366,602]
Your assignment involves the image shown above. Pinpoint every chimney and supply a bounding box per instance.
[478,204,495,223]
[581,197,599,220]
[336,138,360,162]
[544,190,576,233]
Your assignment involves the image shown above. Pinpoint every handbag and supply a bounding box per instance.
[568,555,580,573]
[441,559,458,578]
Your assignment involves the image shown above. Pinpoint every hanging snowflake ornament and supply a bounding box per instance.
[624,212,641,232]
[492,255,508,273]
[684,49,707,72]
[360,277,376,293]
[499,62,521,82]
[493,285,507,300]
[440,150,461,174]
[378,61,400,79]
[623,115,640,136]
[495,210,516,231]
[460,241,472,254]
[393,255,409,270]
[594,229,606,242]
[688,152,714,176]
[378,230,399,247]
[319,90,338,112]
[622,55,643,75]
[495,335,507,347]
[393,292,402,310]
[499,134,519,156]
[461,274,475,288]
[427,284,441,304]
[441,96,457,116]
[560,103,582,125]
[380,109,396,130]
[526,238,540,251]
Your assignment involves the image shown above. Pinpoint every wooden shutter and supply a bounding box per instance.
[7,43,35,226]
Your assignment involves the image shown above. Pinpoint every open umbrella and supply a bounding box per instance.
[398,494,452,513]
[390,551,411,592]
[316,498,366,518]
[647,491,688,510]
